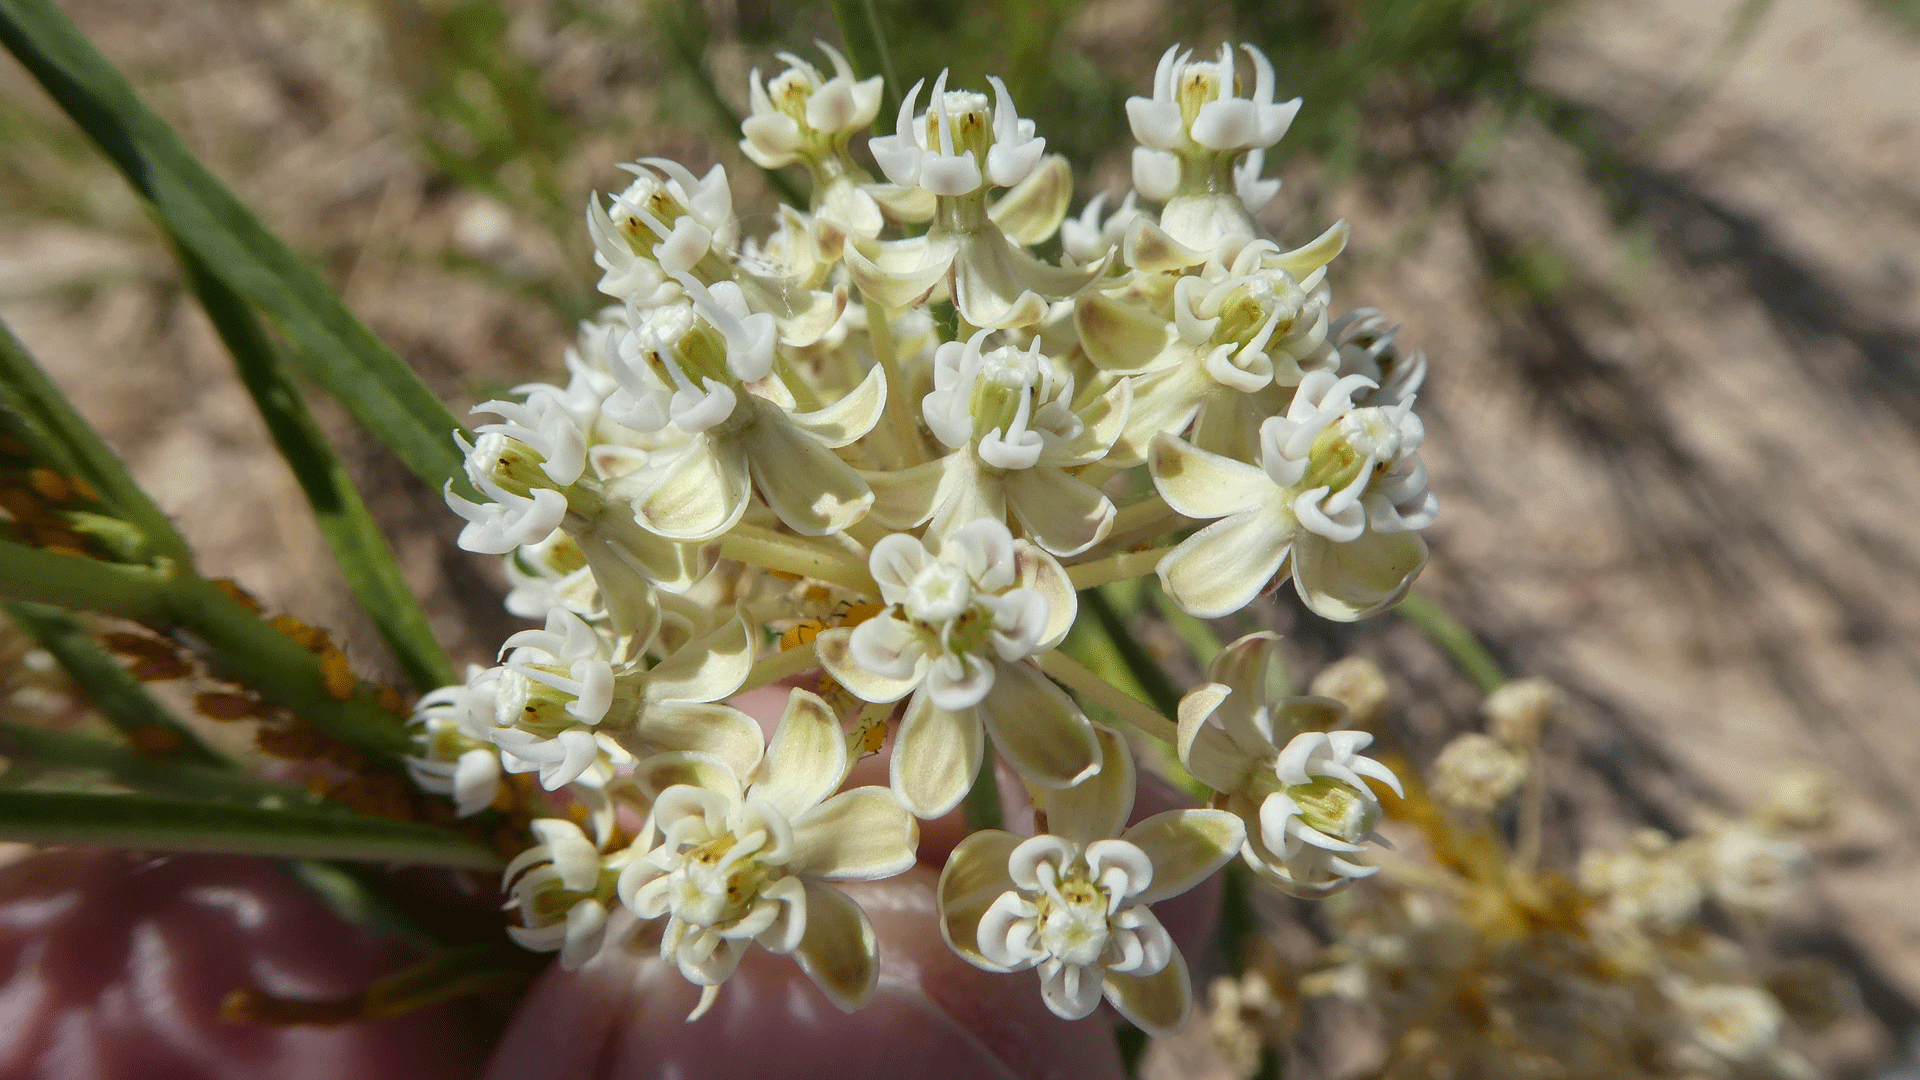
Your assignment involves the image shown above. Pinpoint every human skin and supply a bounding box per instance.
[0,687,1217,1079]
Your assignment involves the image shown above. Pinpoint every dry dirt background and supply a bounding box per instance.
[3,0,1919,1075]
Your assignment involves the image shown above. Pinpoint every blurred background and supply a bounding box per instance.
[3,0,1919,1074]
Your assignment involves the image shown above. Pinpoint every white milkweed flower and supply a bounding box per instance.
[939,728,1244,1035]
[870,70,1046,197]
[444,432,569,555]
[503,530,603,622]
[1127,44,1300,256]
[503,818,625,971]
[1150,368,1435,620]
[617,690,919,1021]
[1060,190,1143,265]
[591,159,739,284]
[866,331,1127,557]
[815,518,1097,818]
[407,664,505,817]
[1329,308,1428,410]
[740,43,884,171]
[1177,634,1403,897]
[601,277,881,540]
[1703,822,1809,915]
[483,607,761,791]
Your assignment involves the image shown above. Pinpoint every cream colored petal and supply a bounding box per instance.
[861,455,952,529]
[642,616,752,703]
[1176,684,1258,792]
[789,361,886,448]
[890,691,983,819]
[1156,507,1296,620]
[1104,956,1192,1039]
[987,155,1073,246]
[1003,466,1114,558]
[952,228,1108,330]
[790,786,918,880]
[866,181,936,223]
[1043,376,1131,468]
[925,455,1010,550]
[632,749,743,803]
[1122,217,1207,273]
[1012,540,1076,652]
[741,403,874,537]
[1206,631,1285,706]
[1265,219,1350,280]
[817,625,925,704]
[979,660,1101,790]
[1076,290,1177,373]
[1290,529,1428,623]
[633,436,751,541]
[937,829,1023,972]
[792,881,879,1012]
[755,689,848,821]
[1123,808,1245,904]
[845,233,957,310]
[1147,432,1270,521]
[625,703,765,781]
[1042,724,1135,846]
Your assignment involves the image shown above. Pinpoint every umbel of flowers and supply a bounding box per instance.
[411,40,1436,1031]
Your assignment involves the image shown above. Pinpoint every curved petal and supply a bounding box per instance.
[1291,529,1428,622]
[791,882,878,1012]
[818,625,925,704]
[789,362,886,448]
[1103,954,1191,1039]
[756,689,849,821]
[631,750,743,804]
[862,456,951,529]
[1013,540,1077,651]
[1176,684,1259,792]
[1076,290,1177,374]
[1003,466,1115,557]
[890,692,983,819]
[988,155,1074,246]
[1147,432,1269,521]
[978,660,1100,790]
[1156,507,1295,619]
[844,233,957,310]
[1042,725,1135,846]
[936,829,1024,972]
[741,403,873,537]
[626,702,765,781]
[642,617,753,703]
[633,436,751,541]
[1122,809,1245,904]
[951,227,1107,330]
[790,787,919,880]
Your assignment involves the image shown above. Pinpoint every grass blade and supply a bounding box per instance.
[0,789,502,869]
[4,600,225,765]
[175,245,454,691]
[0,537,170,619]
[0,718,313,806]
[0,0,469,494]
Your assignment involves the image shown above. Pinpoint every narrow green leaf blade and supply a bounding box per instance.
[3,600,226,765]
[0,537,170,620]
[0,317,190,562]
[0,718,307,806]
[174,245,454,691]
[0,0,469,493]
[0,790,502,869]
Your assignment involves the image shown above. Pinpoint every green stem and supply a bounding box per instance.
[720,525,877,595]
[828,0,902,130]
[0,539,172,621]
[739,640,818,694]
[1033,648,1178,745]
[4,601,225,765]
[1083,586,1181,717]
[1395,593,1506,693]
[864,298,922,468]
[1064,546,1173,591]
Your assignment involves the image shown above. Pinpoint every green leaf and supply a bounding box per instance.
[0,790,501,869]
[174,244,455,692]
[0,717,312,806]
[3,600,225,765]
[0,317,189,563]
[159,576,417,768]
[0,0,470,494]
[0,537,170,620]
[1396,593,1506,694]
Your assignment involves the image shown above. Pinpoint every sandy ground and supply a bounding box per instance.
[4,0,1920,1075]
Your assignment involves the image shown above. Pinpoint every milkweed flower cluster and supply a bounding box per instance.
[410,41,1433,1032]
